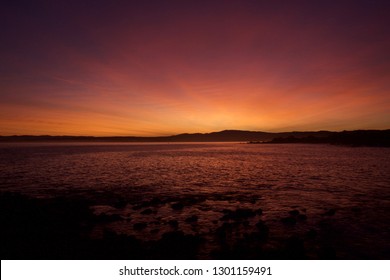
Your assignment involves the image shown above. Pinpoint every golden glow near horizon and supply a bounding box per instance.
[1,1,389,136]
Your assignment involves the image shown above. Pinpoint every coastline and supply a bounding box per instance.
[1,191,387,260]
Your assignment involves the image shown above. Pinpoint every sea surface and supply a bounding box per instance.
[1,142,389,259]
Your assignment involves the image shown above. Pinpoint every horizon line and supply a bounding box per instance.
[1,128,390,138]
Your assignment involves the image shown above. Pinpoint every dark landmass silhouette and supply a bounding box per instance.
[261,130,390,147]
[3,191,382,260]
[0,129,389,146]
[0,129,331,142]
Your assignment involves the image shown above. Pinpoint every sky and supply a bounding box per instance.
[1,0,389,136]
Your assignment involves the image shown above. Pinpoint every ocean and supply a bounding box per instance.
[1,142,389,259]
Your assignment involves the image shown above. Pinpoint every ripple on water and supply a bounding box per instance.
[1,143,389,258]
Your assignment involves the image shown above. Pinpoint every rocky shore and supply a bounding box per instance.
[2,191,384,260]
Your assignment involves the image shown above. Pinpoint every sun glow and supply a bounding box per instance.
[1,1,389,136]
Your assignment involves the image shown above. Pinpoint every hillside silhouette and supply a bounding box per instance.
[265,130,390,147]
[0,129,389,146]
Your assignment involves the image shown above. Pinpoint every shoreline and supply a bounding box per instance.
[1,191,387,260]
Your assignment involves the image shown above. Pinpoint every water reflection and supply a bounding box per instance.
[0,143,389,259]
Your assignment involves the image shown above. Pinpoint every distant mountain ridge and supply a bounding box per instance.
[1,129,389,146]
[265,129,390,147]
[0,129,332,142]
[170,130,333,142]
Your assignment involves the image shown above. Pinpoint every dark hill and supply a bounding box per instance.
[1,130,389,146]
[267,130,390,147]
[0,130,333,142]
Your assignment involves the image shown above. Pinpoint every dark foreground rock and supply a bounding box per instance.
[1,192,387,260]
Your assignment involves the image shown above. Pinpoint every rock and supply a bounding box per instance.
[150,198,162,205]
[255,208,263,215]
[289,210,300,216]
[285,236,306,259]
[281,216,296,226]
[185,215,198,223]
[140,208,154,215]
[132,200,153,210]
[168,219,179,228]
[132,205,142,210]
[95,213,122,223]
[236,208,256,219]
[319,246,336,259]
[255,221,269,240]
[249,198,257,204]
[171,202,184,210]
[306,229,317,239]
[133,222,147,230]
[155,231,202,259]
[113,200,127,209]
[297,214,307,221]
[323,209,336,216]
[220,211,233,221]
[220,208,256,221]
[351,207,362,214]
[184,197,198,205]
[216,222,233,240]
[140,201,152,208]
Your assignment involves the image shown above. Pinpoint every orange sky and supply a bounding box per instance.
[1,1,389,136]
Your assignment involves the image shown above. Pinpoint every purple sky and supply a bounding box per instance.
[1,0,389,136]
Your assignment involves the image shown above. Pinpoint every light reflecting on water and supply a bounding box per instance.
[1,143,389,258]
